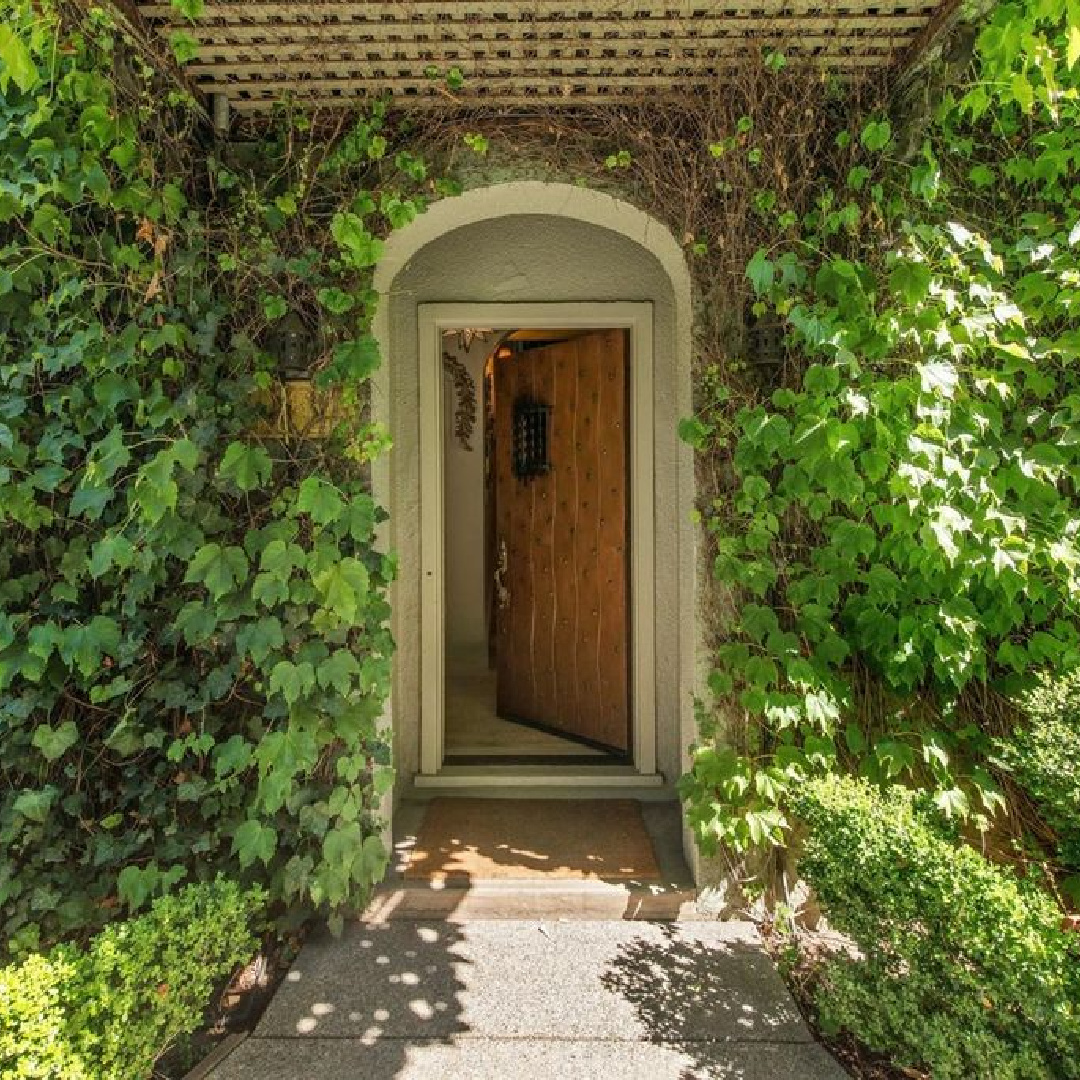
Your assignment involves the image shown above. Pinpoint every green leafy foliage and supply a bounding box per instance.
[168,31,199,65]
[790,777,1080,1079]
[995,670,1080,871]
[463,132,489,155]
[0,879,263,1080]
[682,0,1080,859]
[0,1,425,957]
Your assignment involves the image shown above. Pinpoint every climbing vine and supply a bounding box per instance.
[3,0,1077,962]
[680,0,1080,862]
[0,1,457,955]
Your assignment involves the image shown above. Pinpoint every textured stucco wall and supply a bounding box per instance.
[381,210,688,788]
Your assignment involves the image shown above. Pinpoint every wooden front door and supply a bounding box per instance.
[492,329,630,753]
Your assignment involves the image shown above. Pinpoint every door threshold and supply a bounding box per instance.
[409,765,671,799]
[444,753,629,767]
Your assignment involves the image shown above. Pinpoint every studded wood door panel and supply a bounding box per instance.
[492,329,629,753]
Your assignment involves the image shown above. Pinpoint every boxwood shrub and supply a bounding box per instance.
[790,775,1080,1080]
[0,878,264,1080]
[996,670,1080,873]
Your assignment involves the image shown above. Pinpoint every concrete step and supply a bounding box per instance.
[376,797,704,921]
[405,764,675,801]
[199,920,847,1080]
[364,876,701,921]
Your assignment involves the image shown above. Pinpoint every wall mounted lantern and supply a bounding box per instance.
[746,311,786,370]
[264,311,318,378]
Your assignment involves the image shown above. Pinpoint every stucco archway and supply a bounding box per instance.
[370,182,696,808]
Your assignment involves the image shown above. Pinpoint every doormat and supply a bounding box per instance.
[405,798,661,882]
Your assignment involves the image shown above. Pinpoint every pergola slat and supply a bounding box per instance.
[210,62,886,96]
[187,39,905,76]
[141,1,939,19]
[177,16,930,42]
[132,0,955,113]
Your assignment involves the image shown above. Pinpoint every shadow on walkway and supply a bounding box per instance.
[201,920,470,1078]
[599,923,830,1080]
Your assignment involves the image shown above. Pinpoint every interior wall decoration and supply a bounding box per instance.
[442,349,478,451]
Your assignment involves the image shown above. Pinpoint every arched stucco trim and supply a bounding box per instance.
[372,181,693,320]
[369,182,699,872]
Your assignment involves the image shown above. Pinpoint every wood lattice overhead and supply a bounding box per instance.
[133,1,958,113]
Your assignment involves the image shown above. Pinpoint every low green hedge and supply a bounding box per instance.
[0,878,264,1080]
[790,775,1080,1080]
[997,669,1080,872]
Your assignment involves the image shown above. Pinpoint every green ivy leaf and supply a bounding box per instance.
[358,833,388,885]
[678,417,712,449]
[860,118,892,152]
[236,616,284,665]
[219,442,274,492]
[329,336,381,381]
[175,601,219,645]
[60,617,121,677]
[382,194,419,230]
[318,649,361,695]
[12,787,57,823]
[31,721,79,762]
[185,543,249,600]
[1010,72,1034,113]
[214,734,253,779]
[0,25,39,94]
[252,573,290,607]
[169,31,199,65]
[933,786,970,819]
[1068,16,1080,69]
[330,212,383,268]
[268,660,316,705]
[117,863,159,912]
[233,819,278,868]
[463,132,489,156]
[312,559,370,624]
[296,478,344,526]
[316,287,355,314]
[764,50,787,74]
[88,534,135,579]
[262,294,287,320]
[170,0,206,19]
[260,539,305,579]
[746,249,775,296]
[889,260,932,305]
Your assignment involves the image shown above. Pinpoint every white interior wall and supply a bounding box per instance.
[442,337,493,672]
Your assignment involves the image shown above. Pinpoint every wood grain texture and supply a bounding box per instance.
[494,329,629,753]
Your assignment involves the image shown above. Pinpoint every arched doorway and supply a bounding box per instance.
[371,183,694,800]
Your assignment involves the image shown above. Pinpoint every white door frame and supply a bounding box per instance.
[418,302,658,777]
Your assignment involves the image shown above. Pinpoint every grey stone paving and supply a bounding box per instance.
[201,920,847,1079]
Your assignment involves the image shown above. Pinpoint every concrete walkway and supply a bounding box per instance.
[199,919,847,1079]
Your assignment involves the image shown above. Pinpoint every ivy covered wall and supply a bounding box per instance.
[0,2,447,953]
[2,0,1079,961]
